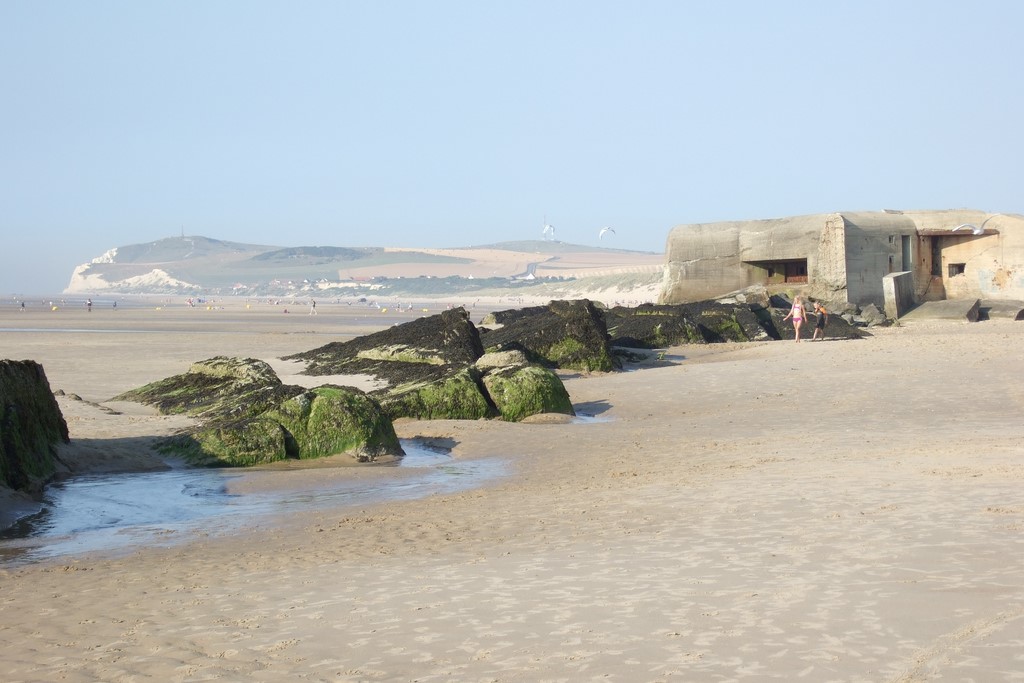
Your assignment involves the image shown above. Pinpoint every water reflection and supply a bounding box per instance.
[0,441,504,566]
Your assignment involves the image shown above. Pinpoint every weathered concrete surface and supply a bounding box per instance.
[0,360,70,495]
[840,212,918,306]
[980,300,1024,320]
[898,299,981,323]
[659,213,854,305]
[660,209,1024,310]
[883,271,917,319]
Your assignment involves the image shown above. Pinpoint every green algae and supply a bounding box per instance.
[481,365,575,422]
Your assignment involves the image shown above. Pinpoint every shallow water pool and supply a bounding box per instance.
[0,441,505,566]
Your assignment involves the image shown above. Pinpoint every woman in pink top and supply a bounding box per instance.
[782,295,806,342]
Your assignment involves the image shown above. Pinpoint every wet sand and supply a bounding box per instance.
[1,300,1023,681]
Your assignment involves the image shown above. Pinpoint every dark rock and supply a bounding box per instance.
[284,306,580,421]
[604,304,704,348]
[0,360,70,494]
[831,300,860,316]
[859,303,887,326]
[115,356,304,420]
[120,358,402,466]
[478,299,615,371]
[480,305,549,327]
[689,303,764,342]
[715,285,771,308]
[284,307,483,388]
[284,307,509,421]
[747,304,783,340]
[768,304,867,340]
[604,302,771,348]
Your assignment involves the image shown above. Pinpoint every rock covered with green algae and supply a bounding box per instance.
[380,367,496,421]
[481,364,575,423]
[603,302,768,348]
[115,356,304,420]
[478,299,616,372]
[0,360,70,494]
[287,307,576,423]
[285,307,483,386]
[266,386,400,462]
[173,415,290,467]
[601,299,865,348]
[118,358,402,467]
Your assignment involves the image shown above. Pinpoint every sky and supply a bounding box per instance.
[2,1,1023,294]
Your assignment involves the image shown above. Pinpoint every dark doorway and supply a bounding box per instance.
[746,259,808,285]
[784,260,808,283]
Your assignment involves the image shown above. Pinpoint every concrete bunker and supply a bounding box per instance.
[660,210,1024,315]
[744,258,808,285]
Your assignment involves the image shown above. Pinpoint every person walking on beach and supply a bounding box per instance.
[782,295,806,342]
[812,301,828,340]
[86,298,93,313]
[309,299,317,315]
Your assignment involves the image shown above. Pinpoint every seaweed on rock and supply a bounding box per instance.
[0,360,69,494]
[119,358,402,467]
[284,307,484,388]
[478,299,616,372]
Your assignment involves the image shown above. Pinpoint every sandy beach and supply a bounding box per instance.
[1,298,1023,681]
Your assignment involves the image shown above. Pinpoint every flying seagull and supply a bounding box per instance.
[951,214,999,236]
[599,226,616,239]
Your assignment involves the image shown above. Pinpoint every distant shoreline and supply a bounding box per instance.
[4,279,664,310]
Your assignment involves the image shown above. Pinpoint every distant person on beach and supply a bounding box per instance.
[309,300,317,315]
[782,295,805,342]
[812,301,828,340]
[86,298,93,312]
[20,301,25,312]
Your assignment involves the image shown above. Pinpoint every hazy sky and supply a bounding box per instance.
[3,1,1023,294]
